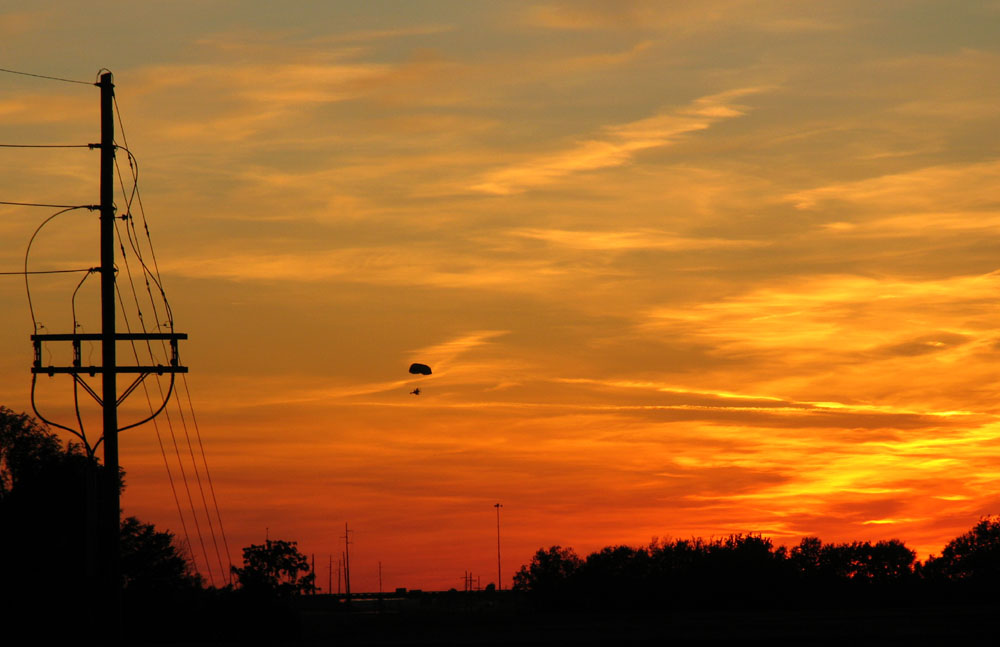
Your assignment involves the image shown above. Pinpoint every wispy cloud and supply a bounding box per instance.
[470,88,765,195]
[522,1,745,31]
[511,228,766,251]
[407,331,509,373]
[644,272,1000,354]
[788,160,1000,212]
[522,1,844,33]
[158,248,578,292]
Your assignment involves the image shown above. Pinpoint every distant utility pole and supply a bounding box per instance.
[328,554,332,595]
[494,503,503,590]
[28,70,188,642]
[311,553,315,594]
[342,523,352,604]
[378,561,382,596]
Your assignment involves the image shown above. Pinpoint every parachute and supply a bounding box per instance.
[408,363,432,376]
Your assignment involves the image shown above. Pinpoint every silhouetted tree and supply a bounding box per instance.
[512,545,582,604]
[0,407,200,638]
[1,406,101,634]
[579,544,652,607]
[848,540,915,583]
[121,515,202,593]
[789,537,915,583]
[923,516,1000,585]
[514,532,926,611]
[232,539,316,598]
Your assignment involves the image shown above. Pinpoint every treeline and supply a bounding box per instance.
[513,522,1000,610]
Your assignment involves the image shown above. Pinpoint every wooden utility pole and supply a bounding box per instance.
[29,71,188,641]
[98,69,121,639]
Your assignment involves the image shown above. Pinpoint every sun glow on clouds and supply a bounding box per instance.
[5,1,1000,590]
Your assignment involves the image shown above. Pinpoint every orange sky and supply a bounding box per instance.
[3,1,1000,592]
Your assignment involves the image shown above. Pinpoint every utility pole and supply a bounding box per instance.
[29,71,188,641]
[342,523,352,604]
[328,554,332,595]
[494,503,503,590]
[311,553,315,594]
[98,69,120,641]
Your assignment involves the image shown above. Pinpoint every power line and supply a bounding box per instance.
[113,104,233,583]
[113,151,228,584]
[0,143,93,148]
[0,66,93,85]
[1,200,98,209]
[114,277,195,583]
[181,375,234,583]
[0,268,96,275]
[113,213,217,587]
[23,206,96,333]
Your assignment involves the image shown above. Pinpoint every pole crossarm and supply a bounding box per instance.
[31,366,188,374]
[31,332,187,341]
[31,332,188,376]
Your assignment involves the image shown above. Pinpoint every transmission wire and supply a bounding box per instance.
[113,213,217,587]
[0,268,94,275]
[116,95,232,583]
[1,200,95,208]
[0,143,92,148]
[0,66,93,85]
[69,270,96,451]
[23,206,97,332]
[114,154,227,585]
[115,103,232,582]
[181,377,235,582]
[113,277,196,583]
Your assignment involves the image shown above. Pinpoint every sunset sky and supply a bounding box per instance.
[3,1,1000,592]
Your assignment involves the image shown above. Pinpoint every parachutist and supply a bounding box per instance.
[410,388,421,396]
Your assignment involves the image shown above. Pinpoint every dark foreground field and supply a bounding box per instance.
[143,594,999,646]
[302,605,996,646]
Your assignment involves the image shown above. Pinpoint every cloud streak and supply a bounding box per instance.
[470,88,765,195]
